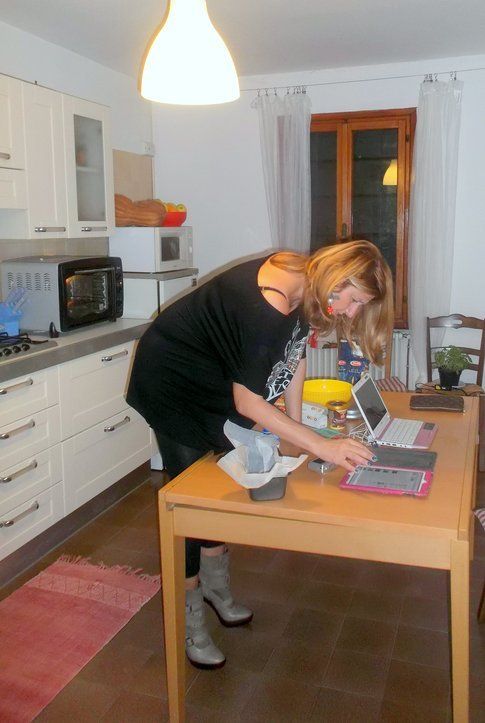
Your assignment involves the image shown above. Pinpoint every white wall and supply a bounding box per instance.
[152,54,485,324]
[0,20,152,153]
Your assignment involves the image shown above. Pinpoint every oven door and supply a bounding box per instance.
[59,264,117,330]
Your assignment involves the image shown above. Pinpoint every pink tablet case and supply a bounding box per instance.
[339,465,434,497]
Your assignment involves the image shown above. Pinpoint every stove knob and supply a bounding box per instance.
[12,345,21,353]
[21,343,30,351]
[3,347,12,356]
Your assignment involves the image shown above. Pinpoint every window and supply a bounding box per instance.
[310,109,415,328]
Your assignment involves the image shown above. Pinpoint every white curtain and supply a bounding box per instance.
[253,89,312,251]
[408,77,463,382]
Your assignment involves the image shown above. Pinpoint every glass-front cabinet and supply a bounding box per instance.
[63,96,115,238]
[310,109,415,328]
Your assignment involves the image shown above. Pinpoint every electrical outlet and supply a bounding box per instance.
[143,141,155,156]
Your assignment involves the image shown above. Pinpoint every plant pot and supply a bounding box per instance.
[438,368,461,390]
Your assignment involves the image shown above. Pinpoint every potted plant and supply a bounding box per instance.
[434,345,472,389]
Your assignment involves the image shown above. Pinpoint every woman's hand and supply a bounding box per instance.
[319,437,374,472]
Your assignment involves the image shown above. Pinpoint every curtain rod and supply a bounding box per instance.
[241,64,485,93]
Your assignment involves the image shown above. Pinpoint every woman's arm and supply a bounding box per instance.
[283,357,306,423]
[233,382,373,472]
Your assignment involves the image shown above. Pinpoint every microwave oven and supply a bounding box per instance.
[109,226,193,273]
[1,255,123,333]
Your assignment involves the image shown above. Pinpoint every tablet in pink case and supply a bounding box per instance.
[339,465,433,497]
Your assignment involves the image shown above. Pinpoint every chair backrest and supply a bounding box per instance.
[426,314,485,384]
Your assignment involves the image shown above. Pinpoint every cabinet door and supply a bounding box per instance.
[0,75,25,170]
[63,95,115,238]
[22,83,68,238]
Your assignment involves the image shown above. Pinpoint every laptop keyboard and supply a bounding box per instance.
[380,418,422,445]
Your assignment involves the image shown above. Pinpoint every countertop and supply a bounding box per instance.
[0,318,151,383]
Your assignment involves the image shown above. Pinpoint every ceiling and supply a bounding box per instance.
[0,0,484,79]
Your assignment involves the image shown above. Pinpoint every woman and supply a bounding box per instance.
[127,239,394,669]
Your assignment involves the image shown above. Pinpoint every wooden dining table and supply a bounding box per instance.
[158,392,479,722]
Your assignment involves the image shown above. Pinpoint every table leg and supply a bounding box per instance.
[450,539,469,722]
[159,501,185,723]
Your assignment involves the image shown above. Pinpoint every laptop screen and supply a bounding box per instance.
[353,376,388,431]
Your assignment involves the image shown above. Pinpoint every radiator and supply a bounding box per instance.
[306,331,411,387]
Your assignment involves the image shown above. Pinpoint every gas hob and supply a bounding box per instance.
[0,332,58,360]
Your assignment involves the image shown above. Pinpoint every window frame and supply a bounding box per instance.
[310,108,416,328]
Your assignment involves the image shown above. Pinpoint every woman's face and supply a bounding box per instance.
[330,284,374,319]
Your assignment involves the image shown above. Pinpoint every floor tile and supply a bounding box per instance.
[78,642,153,688]
[322,648,389,698]
[400,595,449,632]
[239,672,319,722]
[37,678,119,722]
[101,690,169,721]
[228,543,277,573]
[348,589,404,623]
[283,606,344,647]
[392,624,450,671]
[336,616,397,657]
[265,549,320,579]
[263,637,333,686]
[379,697,450,722]
[312,555,370,587]
[309,687,381,722]
[214,625,277,673]
[383,659,450,710]
[290,579,354,614]
[230,568,299,605]
[185,665,257,716]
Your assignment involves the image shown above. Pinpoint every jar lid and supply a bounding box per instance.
[326,400,349,410]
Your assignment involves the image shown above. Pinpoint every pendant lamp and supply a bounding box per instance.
[140,0,240,105]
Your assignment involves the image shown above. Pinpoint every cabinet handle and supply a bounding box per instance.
[104,415,130,433]
[0,459,38,484]
[0,378,33,395]
[34,226,66,233]
[81,226,108,232]
[0,152,11,160]
[101,350,129,363]
[0,501,39,528]
[0,419,35,440]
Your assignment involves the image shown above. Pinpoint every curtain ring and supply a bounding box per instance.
[450,71,457,81]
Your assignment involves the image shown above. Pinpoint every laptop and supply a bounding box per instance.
[352,374,438,449]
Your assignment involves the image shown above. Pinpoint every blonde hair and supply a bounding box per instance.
[270,241,394,365]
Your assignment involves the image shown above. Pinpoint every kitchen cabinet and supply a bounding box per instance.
[60,340,151,514]
[63,95,115,238]
[0,72,115,239]
[0,75,25,170]
[0,366,63,561]
[0,339,151,560]
[22,82,68,238]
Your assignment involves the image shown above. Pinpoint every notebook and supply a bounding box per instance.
[352,374,438,449]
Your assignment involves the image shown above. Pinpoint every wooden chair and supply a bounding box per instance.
[427,314,485,621]
[426,313,485,385]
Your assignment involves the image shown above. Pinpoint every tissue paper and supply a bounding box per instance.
[218,421,307,490]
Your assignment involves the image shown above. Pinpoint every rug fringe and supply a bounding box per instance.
[56,554,160,587]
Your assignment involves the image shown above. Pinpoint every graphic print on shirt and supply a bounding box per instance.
[265,320,308,401]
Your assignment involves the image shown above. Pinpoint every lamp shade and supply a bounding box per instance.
[140,0,240,105]
[383,158,398,186]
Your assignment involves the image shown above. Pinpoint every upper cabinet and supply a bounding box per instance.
[0,74,115,239]
[63,96,115,238]
[22,83,68,238]
[0,75,25,170]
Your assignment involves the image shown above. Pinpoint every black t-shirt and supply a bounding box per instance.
[127,256,309,450]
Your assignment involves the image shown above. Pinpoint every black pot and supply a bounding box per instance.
[438,368,461,390]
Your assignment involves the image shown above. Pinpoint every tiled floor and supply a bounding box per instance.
[2,470,485,722]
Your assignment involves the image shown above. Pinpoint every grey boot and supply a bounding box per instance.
[199,548,253,627]
[185,587,225,669]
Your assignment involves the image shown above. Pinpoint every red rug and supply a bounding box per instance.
[0,555,161,722]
